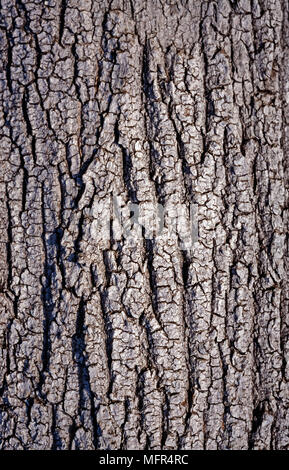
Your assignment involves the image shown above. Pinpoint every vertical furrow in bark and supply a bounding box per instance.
[270,0,289,450]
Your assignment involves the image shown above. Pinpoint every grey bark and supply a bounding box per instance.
[0,0,288,450]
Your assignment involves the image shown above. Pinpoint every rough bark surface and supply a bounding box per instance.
[0,0,288,450]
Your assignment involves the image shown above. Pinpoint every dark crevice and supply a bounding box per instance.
[72,297,100,449]
[59,0,67,45]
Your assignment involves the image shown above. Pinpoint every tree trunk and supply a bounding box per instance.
[0,0,288,450]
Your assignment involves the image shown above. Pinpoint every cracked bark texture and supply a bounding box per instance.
[0,0,288,451]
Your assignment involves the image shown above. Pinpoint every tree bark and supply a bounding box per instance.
[0,0,288,450]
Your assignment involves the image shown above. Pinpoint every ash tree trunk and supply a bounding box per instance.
[0,0,288,450]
